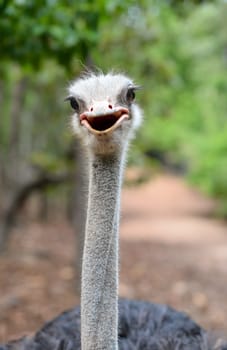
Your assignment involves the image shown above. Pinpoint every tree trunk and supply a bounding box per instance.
[8,77,27,159]
[68,139,87,291]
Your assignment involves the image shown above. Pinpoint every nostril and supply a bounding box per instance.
[108,104,113,109]
[90,107,93,112]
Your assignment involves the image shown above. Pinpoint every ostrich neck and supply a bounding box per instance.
[81,150,125,350]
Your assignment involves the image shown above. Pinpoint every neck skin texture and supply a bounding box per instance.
[81,148,126,350]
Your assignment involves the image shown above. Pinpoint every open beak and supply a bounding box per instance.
[80,104,129,135]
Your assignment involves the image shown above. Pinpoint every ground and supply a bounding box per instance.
[0,173,227,343]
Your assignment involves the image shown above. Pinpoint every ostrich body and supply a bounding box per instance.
[1,72,226,350]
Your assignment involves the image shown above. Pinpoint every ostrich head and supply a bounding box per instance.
[67,72,142,155]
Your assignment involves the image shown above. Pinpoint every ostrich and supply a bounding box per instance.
[1,72,226,350]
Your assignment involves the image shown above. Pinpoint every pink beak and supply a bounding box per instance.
[80,101,129,135]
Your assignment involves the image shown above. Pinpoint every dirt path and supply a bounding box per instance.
[121,174,227,330]
[0,173,227,342]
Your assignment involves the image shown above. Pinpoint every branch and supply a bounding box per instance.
[0,171,72,252]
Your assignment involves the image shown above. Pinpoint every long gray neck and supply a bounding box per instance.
[81,150,125,350]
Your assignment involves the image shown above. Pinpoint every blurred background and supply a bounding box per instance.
[1,0,227,342]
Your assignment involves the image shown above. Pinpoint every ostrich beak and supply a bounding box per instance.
[80,102,129,135]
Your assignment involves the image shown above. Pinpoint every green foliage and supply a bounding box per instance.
[30,151,70,173]
[0,0,99,69]
[0,0,136,70]
[94,0,227,215]
[1,0,227,215]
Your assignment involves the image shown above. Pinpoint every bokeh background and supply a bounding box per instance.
[1,0,227,342]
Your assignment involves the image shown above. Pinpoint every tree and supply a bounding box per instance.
[0,0,136,252]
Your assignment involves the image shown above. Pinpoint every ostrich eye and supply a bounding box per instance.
[66,97,80,111]
[126,88,135,103]
[69,97,79,111]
